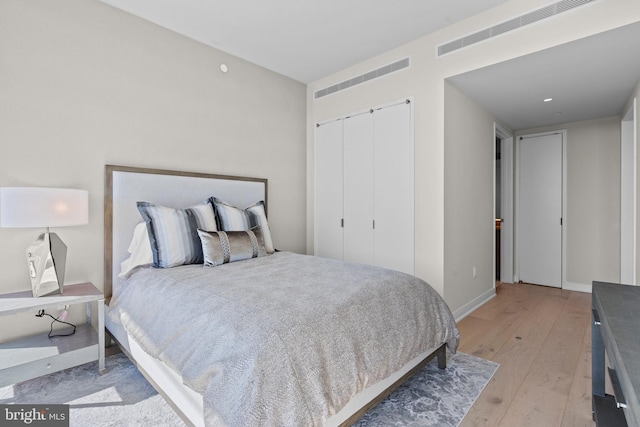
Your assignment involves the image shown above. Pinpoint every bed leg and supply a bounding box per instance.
[437,345,446,369]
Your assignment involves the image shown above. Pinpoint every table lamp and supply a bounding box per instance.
[0,187,89,297]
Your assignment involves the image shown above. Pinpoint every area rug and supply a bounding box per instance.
[0,351,498,426]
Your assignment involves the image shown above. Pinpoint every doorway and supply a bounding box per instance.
[496,136,501,280]
[516,131,565,288]
[495,124,514,284]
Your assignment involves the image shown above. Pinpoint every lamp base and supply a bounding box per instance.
[26,231,66,297]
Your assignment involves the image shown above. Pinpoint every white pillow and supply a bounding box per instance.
[119,222,154,278]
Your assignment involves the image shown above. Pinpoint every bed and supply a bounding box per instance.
[103,164,460,427]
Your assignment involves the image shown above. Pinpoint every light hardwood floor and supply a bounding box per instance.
[457,281,594,427]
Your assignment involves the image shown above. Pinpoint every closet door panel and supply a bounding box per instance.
[373,102,414,274]
[314,120,344,260]
[343,113,374,265]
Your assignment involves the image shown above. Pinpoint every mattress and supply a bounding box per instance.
[108,251,459,426]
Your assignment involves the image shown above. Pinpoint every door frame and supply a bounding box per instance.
[514,129,567,288]
[621,98,637,285]
[494,123,514,283]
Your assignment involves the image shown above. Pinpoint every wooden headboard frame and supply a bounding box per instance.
[104,165,268,300]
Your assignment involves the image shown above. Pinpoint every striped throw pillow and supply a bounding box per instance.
[137,201,217,268]
[210,198,274,254]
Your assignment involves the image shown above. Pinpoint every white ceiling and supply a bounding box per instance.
[448,21,640,130]
[98,0,640,131]
[98,0,511,83]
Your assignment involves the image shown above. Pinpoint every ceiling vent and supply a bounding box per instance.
[314,57,410,99]
[437,0,598,56]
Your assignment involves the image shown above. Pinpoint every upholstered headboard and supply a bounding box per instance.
[104,165,267,299]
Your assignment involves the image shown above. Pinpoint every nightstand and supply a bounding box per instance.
[0,282,105,387]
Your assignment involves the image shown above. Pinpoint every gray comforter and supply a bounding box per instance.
[108,252,459,426]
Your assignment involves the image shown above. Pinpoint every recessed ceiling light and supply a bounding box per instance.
[220,64,228,73]
[553,112,562,116]
[544,98,553,102]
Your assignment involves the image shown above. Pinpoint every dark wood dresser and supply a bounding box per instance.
[592,281,640,427]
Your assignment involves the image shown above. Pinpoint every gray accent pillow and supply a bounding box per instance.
[197,227,267,266]
[210,198,274,254]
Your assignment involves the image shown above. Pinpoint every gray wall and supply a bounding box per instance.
[444,82,496,314]
[0,0,306,340]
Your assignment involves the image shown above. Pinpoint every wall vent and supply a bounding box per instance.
[314,57,410,99]
[437,0,597,57]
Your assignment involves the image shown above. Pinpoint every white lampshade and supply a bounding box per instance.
[0,187,89,228]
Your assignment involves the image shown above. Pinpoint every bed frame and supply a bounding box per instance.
[103,164,446,427]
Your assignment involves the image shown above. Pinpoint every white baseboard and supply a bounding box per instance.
[563,281,592,293]
[452,287,497,322]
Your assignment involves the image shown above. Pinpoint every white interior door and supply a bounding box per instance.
[373,101,414,274]
[517,132,563,288]
[314,119,344,259]
[343,113,374,265]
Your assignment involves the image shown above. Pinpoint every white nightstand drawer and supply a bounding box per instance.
[0,343,98,387]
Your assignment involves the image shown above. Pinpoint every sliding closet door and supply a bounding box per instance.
[343,113,374,265]
[373,102,414,274]
[315,120,344,260]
